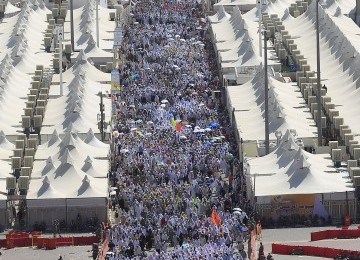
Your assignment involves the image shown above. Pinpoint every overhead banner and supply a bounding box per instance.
[113,27,123,50]
[270,194,315,217]
[111,69,121,93]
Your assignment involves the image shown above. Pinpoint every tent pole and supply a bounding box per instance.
[70,0,74,52]
[316,0,322,146]
[258,0,262,57]
[264,30,269,155]
[96,0,100,48]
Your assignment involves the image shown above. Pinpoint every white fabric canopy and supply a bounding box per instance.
[227,66,317,141]
[208,5,231,24]
[27,160,108,200]
[35,131,109,160]
[0,3,53,135]
[246,131,354,197]
[283,1,360,142]
[65,2,115,50]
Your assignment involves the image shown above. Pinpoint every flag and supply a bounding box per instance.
[111,82,121,91]
[170,117,176,128]
[211,209,221,227]
[175,122,182,132]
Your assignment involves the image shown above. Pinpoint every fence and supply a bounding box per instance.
[272,243,360,258]
[311,227,360,241]
[2,231,98,249]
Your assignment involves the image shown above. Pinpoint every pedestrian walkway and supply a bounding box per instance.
[104,0,252,259]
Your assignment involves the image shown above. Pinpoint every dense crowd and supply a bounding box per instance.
[105,0,253,259]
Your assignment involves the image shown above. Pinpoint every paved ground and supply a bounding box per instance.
[0,226,358,259]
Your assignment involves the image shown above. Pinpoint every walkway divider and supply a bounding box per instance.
[272,243,360,258]
[311,227,360,241]
[2,231,98,249]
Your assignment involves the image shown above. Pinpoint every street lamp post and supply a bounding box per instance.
[316,0,322,146]
[264,30,270,155]
[70,0,74,51]
[96,0,100,48]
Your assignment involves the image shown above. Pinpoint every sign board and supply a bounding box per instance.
[113,27,123,49]
[57,26,64,42]
[111,69,121,93]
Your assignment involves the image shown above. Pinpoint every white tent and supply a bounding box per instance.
[208,5,231,24]
[35,131,109,160]
[27,158,108,227]
[214,0,256,13]
[52,50,111,83]
[245,131,356,219]
[64,1,115,50]
[0,131,15,159]
[283,0,360,143]
[43,57,111,136]
[226,66,317,143]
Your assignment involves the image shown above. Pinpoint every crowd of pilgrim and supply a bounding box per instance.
[104,0,257,259]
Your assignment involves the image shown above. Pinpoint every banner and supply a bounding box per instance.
[270,194,315,217]
[111,69,121,94]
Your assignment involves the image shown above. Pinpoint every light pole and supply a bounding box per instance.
[70,0,74,52]
[264,30,270,154]
[96,0,100,48]
[316,0,322,146]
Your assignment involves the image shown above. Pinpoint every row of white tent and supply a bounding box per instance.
[210,0,358,219]
[208,6,281,82]
[0,0,115,227]
[226,65,318,154]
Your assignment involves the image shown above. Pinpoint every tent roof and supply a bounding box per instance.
[208,5,231,24]
[227,67,317,141]
[246,132,354,196]
[27,161,107,199]
[283,0,360,143]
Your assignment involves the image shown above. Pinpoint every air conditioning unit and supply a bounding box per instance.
[36,65,44,71]
[329,141,338,151]
[33,115,43,128]
[13,149,23,158]
[347,160,358,173]
[20,167,31,177]
[351,144,360,157]
[12,157,21,170]
[39,94,48,101]
[353,148,360,161]
[344,134,354,146]
[27,139,38,150]
[329,109,339,120]
[18,176,29,190]
[17,134,26,141]
[28,95,36,103]
[25,148,35,157]
[35,107,45,117]
[26,101,35,109]
[15,140,25,150]
[22,116,31,128]
[6,177,16,190]
[341,128,351,139]
[37,100,46,107]
[32,81,41,89]
[40,88,49,95]
[331,149,341,167]
[333,117,344,129]
[350,167,360,180]
[33,75,41,82]
[23,156,33,168]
